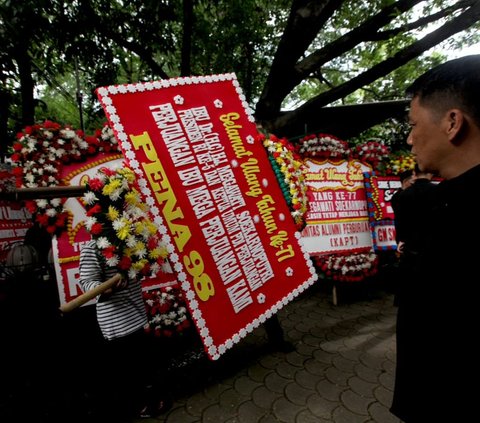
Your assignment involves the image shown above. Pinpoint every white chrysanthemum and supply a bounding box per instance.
[84,216,98,231]
[61,129,76,139]
[149,262,161,276]
[44,130,53,139]
[133,245,147,259]
[96,237,111,249]
[36,199,48,209]
[128,267,138,280]
[112,218,128,231]
[83,191,98,205]
[55,148,66,158]
[50,198,61,207]
[108,189,123,201]
[125,235,137,248]
[46,207,57,217]
[106,256,120,267]
[26,140,36,150]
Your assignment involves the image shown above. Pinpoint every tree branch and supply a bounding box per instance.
[256,0,423,121]
[255,0,345,120]
[270,1,480,135]
[369,0,478,41]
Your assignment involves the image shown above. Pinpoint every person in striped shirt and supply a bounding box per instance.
[79,240,171,420]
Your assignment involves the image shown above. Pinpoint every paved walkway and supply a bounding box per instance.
[136,283,402,423]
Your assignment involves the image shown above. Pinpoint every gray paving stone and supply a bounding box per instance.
[332,355,357,373]
[275,360,301,379]
[202,402,237,422]
[338,347,362,361]
[306,392,337,419]
[359,352,386,370]
[297,408,333,423]
[257,354,282,370]
[348,375,377,398]
[295,367,323,390]
[159,405,200,423]
[264,371,290,394]
[237,400,268,423]
[247,362,274,383]
[303,357,329,376]
[251,385,280,410]
[325,365,350,386]
[258,413,286,423]
[285,351,307,367]
[368,401,402,423]
[341,388,374,416]
[315,378,345,402]
[271,396,304,422]
[312,348,336,365]
[301,333,323,347]
[233,375,262,396]
[378,366,395,389]
[185,391,216,417]
[295,341,317,357]
[355,362,382,384]
[332,405,370,423]
[321,338,346,353]
[293,321,314,334]
[284,381,315,405]
[219,387,248,409]
[204,381,233,400]
[373,384,394,408]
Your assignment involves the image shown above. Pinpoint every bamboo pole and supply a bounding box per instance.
[59,273,122,313]
[0,185,87,201]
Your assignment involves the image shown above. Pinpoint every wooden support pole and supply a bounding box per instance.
[0,185,87,201]
[59,273,122,313]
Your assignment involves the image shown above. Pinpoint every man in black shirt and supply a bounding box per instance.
[390,54,480,422]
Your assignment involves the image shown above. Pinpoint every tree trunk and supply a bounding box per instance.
[15,43,35,128]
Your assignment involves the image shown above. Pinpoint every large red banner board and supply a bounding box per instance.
[96,73,317,360]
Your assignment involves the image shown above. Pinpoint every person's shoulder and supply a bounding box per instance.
[80,240,98,255]
[390,189,403,209]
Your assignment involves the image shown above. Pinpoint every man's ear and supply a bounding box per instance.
[446,109,465,143]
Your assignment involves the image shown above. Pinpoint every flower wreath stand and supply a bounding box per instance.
[312,251,379,305]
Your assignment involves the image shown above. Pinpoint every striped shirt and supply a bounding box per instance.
[79,240,147,340]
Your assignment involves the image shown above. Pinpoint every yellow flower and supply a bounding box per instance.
[118,167,136,184]
[107,205,120,221]
[103,178,121,196]
[132,259,148,271]
[125,189,141,206]
[134,240,146,253]
[149,246,169,260]
[146,221,157,235]
[116,220,131,240]
[135,221,146,235]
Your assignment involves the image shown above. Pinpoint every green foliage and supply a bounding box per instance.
[348,117,411,152]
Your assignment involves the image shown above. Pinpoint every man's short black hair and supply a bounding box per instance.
[406,54,480,126]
